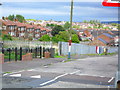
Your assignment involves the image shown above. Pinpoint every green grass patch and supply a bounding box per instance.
[4,51,26,61]
[64,59,75,63]
[82,52,117,56]
[4,72,12,74]
[54,55,65,58]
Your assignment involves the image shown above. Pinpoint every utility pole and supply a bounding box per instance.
[68,0,74,59]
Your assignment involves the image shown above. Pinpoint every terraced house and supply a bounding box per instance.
[1,17,51,40]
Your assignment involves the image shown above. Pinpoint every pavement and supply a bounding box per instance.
[2,58,67,73]
[1,54,118,88]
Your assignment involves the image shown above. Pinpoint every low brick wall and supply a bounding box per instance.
[44,52,50,58]
[22,53,33,61]
[0,54,4,64]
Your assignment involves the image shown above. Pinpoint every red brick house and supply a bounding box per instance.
[88,32,115,46]
[1,18,17,36]
[1,18,51,40]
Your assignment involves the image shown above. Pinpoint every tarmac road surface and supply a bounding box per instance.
[2,55,118,88]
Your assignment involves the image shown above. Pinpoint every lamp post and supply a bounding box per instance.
[68,0,74,59]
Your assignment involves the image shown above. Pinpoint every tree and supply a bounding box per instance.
[8,14,15,21]
[83,20,88,23]
[16,14,25,23]
[58,31,69,42]
[72,34,79,43]
[39,35,51,42]
[51,36,62,43]
[7,14,25,23]
[64,22,71,29]
[51,25,65,36]
[2,34,12,41]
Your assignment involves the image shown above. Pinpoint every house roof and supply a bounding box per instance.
[1,19,16,26]
[84,30,91,37]
[89,32,115,46]
[15,21,26,27]
[33,24,41,29]
[25,24,34,29]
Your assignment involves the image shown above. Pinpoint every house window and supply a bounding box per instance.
[19,33,25,36]
[21,27,25,31]
[35,29,39,32]
[2,26,6,30]
[27,29,30,32]
[35,34,39,37]
[18,27,21,31]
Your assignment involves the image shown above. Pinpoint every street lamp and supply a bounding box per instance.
[68,0,74,59]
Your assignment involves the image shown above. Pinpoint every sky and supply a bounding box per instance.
[0,0,119,22]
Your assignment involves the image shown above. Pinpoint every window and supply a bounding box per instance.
[19,33,25,36]
[2,26,6,30]
[21,27,25,31]
[18,27,21,31]
[35,34,39,37]
[27,29,30,32]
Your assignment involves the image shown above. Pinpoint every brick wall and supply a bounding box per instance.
[0,54,4,64]
[22,53,33,61]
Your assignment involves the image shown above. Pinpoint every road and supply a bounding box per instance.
[2,55,118,88]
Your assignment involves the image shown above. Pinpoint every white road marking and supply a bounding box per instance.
[40,73,68,86]
[3,70,25,76]
[9,74,21,77]
[30,75,41,78]
[27,69,36,71]
[3,73,8,76]
[40,70,81,86]
[78,74,107,78]
[108,77,114,83]
[70,70,80,74]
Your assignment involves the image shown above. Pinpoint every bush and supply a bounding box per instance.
[72,34,80,43]
[2,34,13,41]
[51,25,65,36]
[39,35,51,42]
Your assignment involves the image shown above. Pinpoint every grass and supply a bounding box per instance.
[82,52,117,56]
[54,55,65,58]
[64,59,76,63]
[3,72,12,74]
[4,52,26,61]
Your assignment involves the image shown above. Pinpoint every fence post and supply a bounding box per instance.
[43,47,45,57]
[30,48,32,53]
[15,47,17,61]
[2,48,4,54]
[20,47,22,61]
[25,48,28,53]
[40,46,42,58]
[35,47,37,58]
[8,48,11,62]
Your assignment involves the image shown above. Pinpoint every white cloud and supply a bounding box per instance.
[63,5,118,16]
[2,0,103,2]
[1,7,69,16]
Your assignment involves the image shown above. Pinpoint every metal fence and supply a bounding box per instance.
[3,41,52,48]
[1,47,55,62]
[58,42,118,55]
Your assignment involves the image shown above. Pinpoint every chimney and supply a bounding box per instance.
[5,17,8,20]
[2,16,5,20]
[14,18,18,22]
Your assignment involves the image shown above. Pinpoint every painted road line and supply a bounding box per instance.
[27,69,36,71]
[30,75,41,78]
[3,73,8,76]
[9,74,21,77]
[108,77,114,83]
[78,74,107,78]
[70,70,80,74]
[3,70,25,76]
[40,73,68,86]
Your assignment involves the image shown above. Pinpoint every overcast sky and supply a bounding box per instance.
[0,0,119,22]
